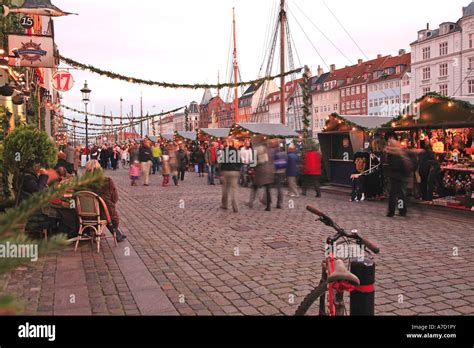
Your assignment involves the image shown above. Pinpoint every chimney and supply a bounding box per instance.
[399,49,406,56]
[358,59,363,65]
[330,64,336,73]
[427,23,430,30]
[377,54,382,59]
[317,65,323,76]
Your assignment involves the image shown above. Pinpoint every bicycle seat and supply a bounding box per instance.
[328,259,360,286]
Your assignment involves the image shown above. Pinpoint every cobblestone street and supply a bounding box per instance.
[2,169,473,316]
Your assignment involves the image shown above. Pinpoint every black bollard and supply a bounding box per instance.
[350,257,376,316]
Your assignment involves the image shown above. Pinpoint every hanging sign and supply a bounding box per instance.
[7,34,56,68]
[52,70,74,92]
[432,141,444,154]
[19,16,34,29]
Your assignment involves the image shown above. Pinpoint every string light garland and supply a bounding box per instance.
[59,55,303,90]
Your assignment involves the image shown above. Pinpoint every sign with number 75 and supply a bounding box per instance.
[52,70,74,92]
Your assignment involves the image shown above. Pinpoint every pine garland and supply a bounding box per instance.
[302,65,311,141]
[184,106,190,132]
[59,55,303,90]
[61,104,185,121]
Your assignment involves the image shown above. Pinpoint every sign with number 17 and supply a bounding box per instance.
[52,70,74,92]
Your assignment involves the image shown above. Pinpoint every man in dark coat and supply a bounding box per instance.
[386,139,410,217]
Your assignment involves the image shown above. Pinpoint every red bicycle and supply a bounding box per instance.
[295,206,380,316]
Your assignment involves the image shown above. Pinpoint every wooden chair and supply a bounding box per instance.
[74,191,118,253]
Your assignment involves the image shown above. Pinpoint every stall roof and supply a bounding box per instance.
[339,115,394,130]
[147,136,158,142]
[235,123,298,137]
[175,131,197,141]
[161,134,174,141]
[200,128,230,138]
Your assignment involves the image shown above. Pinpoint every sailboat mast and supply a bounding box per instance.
[233,8,239,124]
[280,0,286,125]
[217,70,221,128]
[140,93,143,138]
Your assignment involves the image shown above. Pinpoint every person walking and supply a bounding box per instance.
[139,139,153,186]
[111,145,120,171]
[151,142,162,175]
[168,143,180,186]
[286,144,299,197]
[301,145,322,198]
[161,154,171,186]
[129,160,141,186]
[220,138,242,213]
[272,140,287,209]
[177,144,188,181]
[194,146,206,177]
[239,139,254,187]
[66,142,75,173]
[386,138,410,217]
[205,142,218,185]
[247,138,275,212]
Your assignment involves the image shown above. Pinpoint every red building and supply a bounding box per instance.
[339,55,389,115]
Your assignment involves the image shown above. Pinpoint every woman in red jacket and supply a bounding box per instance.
[302,145,322,198]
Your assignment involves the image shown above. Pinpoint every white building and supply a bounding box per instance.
[410,2,474,100]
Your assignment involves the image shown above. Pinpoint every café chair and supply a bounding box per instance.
[74,191,118,253]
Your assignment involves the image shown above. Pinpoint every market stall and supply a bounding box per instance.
[319,113,392,186]
[379,93,474,210]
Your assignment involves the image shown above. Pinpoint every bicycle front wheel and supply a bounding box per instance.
[295,280,327,316]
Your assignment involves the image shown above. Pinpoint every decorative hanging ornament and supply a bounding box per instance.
[2,0,77,18]
[12,94,24,105]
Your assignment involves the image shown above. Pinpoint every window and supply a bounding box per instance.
[439,84,448,96]
[423,67,431,80]
[422,47,431,60]
[374,99,379,107]
[351,101,355,109]
[422,86,431,95]
[342,102,345,110]
[369,100,373,107]
[351,87,355,95]
[439,63,448,77]
[396,81,400,87]
[469,80,474,94]
[341,89,345,97]
[395,96,400,104]
[356,86,360,94]
[334,104,338,111]
[314,106,319,113]
[362,85,366,93]
[439,42,448,56]
[362,99,366,108]
[356,100,360,108]
[469,57,474,70]
[470,34,474,49]
[402,93,410,104]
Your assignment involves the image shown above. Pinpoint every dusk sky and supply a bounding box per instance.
[53,0,471,126]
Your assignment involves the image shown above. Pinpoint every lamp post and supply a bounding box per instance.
[72,118,77,148]
[81,81,91,161]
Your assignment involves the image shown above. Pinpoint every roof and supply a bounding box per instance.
[199,128,230,138]
[161,134,174,141]
[22,0,58,9]
[463,1,474,17]
[340,115,395,129]
[188,101,199,113]
[236,123,298,137]
[175,131,196,141]
[369,53,411,83]
[200,89,213,105]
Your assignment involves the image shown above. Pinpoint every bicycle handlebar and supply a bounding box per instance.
[306,205,380,254]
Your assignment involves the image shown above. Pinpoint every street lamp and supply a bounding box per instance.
[81,81,91,161]
[72,118,77,148]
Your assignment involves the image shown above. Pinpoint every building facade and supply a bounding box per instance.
[367,52,411,116]
[410,2,474,100]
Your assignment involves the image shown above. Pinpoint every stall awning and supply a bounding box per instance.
[147,136,159,142]
[199,128,230,138]
[341,115,394,130]
[161,134,174,141]
[232,123,298,138]
[175,131,196,141]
